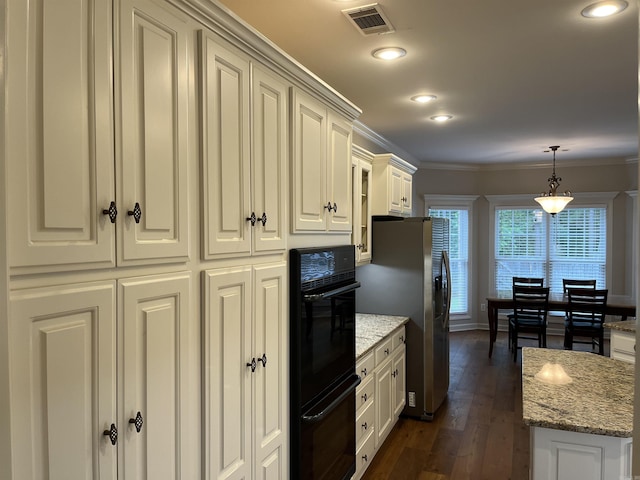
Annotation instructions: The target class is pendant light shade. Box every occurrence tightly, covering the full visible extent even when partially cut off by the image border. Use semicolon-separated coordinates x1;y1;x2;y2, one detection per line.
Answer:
534;146;573;215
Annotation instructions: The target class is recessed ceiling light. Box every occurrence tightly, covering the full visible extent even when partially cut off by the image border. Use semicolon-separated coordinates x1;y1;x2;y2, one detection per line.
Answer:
412;94;437;104
581;0;628;17
430;115;452;122
371;47;406;61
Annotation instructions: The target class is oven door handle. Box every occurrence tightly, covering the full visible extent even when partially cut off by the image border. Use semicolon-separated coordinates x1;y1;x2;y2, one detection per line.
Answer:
301;375;362;424
302;281;361;302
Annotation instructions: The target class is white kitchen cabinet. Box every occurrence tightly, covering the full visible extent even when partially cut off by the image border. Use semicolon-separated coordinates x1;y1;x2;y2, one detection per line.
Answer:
204;262;287;480
370;154;416;217
9;272;193;480
291;88;353;233
352;146;373;265
200;32;287;258
352;325;406;480
530;427;632;480
7;0;190;273
610;329;636;364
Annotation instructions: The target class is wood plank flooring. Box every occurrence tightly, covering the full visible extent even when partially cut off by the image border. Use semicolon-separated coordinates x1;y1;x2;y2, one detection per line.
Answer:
361;330;609;480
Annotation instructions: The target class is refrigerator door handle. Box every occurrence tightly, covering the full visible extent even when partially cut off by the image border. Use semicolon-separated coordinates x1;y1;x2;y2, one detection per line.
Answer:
442;250;452;327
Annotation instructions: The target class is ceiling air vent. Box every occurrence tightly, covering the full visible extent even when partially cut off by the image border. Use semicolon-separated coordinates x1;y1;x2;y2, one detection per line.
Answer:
342;4;395;36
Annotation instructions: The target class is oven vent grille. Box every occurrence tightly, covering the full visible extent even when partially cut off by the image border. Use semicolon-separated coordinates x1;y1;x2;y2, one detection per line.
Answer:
341;4;395;36
302;272;356;291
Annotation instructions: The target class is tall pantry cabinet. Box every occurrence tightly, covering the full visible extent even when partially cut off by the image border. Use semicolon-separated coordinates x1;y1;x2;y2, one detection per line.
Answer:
5;0;195;478
1;0;361;480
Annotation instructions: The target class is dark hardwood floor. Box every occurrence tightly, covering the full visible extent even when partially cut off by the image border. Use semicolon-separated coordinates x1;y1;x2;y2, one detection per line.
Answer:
361;329;609;480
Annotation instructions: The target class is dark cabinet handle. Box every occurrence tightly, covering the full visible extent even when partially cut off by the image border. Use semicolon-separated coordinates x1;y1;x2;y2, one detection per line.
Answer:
127;202;142;223
246;212;257;226
361;367;367;376
332;202;337;213
362;422;368;430
362;454;368;462
361;393;367;402
102;201;117;223
257;353;267;368
129;411;144;433
392;370;396;378
385;348;390;355
103;423;118;445
247;358;257;372
259;212;267;226
324;202;333;212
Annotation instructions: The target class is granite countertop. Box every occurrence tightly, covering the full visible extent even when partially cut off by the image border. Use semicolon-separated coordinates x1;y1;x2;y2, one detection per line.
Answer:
604;320;636;333
355;313;410;359
522;347;633;438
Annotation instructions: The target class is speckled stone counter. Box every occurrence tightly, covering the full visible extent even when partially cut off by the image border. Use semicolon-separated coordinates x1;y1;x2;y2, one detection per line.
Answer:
355;313;409;359
604;319;636;333
522;347;633;438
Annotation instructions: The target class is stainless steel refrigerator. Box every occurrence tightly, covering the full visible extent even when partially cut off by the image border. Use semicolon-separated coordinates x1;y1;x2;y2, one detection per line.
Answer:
356;217;451;420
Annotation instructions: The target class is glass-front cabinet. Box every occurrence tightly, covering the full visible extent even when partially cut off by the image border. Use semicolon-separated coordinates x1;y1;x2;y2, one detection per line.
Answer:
352;145;373;265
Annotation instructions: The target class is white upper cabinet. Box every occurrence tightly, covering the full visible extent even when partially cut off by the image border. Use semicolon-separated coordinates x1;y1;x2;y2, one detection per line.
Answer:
7;0;191;273
117;0;191;264
291;88;352;233
371;154;416;217
352;145;373;265
200;32;287;258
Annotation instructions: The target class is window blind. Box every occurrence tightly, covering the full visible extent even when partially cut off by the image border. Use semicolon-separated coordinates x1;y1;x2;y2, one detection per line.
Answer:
429;209;468;314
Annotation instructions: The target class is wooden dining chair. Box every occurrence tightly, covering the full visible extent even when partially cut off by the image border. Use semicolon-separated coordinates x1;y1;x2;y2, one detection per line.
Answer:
564;288;608;355
510;285;550;361
508;277;544;351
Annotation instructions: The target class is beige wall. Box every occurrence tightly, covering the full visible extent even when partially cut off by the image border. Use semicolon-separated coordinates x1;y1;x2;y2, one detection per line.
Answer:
413;160;638;328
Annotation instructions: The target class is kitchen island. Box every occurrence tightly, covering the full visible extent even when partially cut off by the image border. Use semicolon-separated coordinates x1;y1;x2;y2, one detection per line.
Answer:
522;347;633;480
605;319;636;363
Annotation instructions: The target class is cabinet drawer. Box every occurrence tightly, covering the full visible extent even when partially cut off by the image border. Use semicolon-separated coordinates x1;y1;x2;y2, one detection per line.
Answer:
392;326;406;351
375;336;393;366
356;350;375;381
612;331;635;355
355;399;375;448
356;375;375;413
354;422;376;479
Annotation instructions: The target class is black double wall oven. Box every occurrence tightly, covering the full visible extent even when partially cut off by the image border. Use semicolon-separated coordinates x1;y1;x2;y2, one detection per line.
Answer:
290;245;361;480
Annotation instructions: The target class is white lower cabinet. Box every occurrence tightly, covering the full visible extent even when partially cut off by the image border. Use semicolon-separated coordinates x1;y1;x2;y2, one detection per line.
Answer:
530;427;632;480
353;325;406;480
9;272;193;480
610;329;635;364
204;262;287;480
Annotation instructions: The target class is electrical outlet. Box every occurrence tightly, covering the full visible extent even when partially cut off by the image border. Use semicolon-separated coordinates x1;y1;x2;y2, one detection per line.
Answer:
408;391;416;407
481;303;486;312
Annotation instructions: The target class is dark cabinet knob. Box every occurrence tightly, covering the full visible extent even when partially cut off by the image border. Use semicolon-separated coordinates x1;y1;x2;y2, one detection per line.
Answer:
259;212;267;226
102;201;117;223
332;202;337;213
361;393;368;402
362;454;368;462
362;422;368;430
247;358;257;372
246;212;257;226
361;367;367;376
127;202;142;223
103;423;118;445
129;411;144;433
257;353;267;368
324;202;333;212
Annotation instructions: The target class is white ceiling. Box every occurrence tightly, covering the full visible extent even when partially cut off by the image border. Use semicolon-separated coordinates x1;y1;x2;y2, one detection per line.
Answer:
216;0;638;167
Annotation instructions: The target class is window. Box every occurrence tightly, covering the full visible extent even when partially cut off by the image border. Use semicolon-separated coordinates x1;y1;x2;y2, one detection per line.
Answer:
425;195;478;317
488;193;615;297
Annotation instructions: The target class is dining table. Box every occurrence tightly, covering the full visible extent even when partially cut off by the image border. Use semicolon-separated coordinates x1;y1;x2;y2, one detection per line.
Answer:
486;293;637;358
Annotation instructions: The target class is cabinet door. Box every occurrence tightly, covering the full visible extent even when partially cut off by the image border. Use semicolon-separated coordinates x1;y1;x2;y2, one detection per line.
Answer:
358;160;372;264
392;347;406;418
7;0;115;271
401;172;412;215
291;88;327;231
253;263;288;480
375;359;394;448
200;31;252;258
388;167;404;215
327;111;352;231
204;267;253;480
117;0;190;264
252;67;288;254
120;272;192;480
10;282;117;480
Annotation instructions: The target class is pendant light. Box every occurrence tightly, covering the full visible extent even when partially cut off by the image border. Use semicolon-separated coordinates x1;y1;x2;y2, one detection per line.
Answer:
534;146;573;215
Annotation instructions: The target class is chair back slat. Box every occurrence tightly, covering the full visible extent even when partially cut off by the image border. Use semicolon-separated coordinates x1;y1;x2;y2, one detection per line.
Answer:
513;285;550;320
563;279;597;293
513;277;544;288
